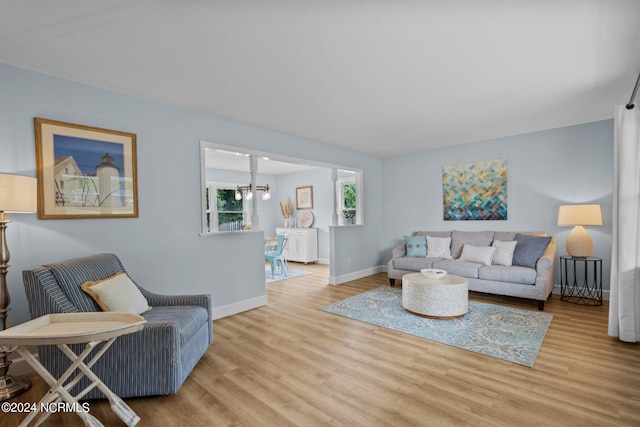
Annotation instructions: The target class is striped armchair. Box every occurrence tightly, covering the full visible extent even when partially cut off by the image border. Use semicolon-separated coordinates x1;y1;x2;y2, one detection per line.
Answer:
22;253;213;399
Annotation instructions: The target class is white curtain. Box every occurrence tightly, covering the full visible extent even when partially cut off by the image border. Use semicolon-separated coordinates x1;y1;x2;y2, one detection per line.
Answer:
608;105;640;342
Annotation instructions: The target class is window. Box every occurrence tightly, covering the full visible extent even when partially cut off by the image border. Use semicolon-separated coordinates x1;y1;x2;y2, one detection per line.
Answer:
206;184;247;232
337;175;357;225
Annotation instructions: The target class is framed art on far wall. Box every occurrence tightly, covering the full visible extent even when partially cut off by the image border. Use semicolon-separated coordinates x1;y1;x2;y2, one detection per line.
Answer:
34;117;138;219
296;185;313;210
442;157;507;221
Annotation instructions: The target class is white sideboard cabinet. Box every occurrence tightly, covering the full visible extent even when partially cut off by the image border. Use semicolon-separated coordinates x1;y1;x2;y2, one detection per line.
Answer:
275;227;318;264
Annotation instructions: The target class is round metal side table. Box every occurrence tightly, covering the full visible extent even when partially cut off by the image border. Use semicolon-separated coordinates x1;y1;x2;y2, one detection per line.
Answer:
559;255;602;306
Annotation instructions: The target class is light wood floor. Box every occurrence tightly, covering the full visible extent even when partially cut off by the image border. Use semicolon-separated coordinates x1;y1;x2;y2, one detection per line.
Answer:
3;263;640;427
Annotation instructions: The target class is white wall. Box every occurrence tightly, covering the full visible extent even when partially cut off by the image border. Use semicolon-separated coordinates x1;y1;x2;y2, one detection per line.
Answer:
0;62;383;325
381;120;614;291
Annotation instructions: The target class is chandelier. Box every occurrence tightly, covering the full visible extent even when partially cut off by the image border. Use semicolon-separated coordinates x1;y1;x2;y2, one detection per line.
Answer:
235;184;270;201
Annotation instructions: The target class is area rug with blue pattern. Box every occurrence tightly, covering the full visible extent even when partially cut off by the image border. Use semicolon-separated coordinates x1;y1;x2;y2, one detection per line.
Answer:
320;286;553;367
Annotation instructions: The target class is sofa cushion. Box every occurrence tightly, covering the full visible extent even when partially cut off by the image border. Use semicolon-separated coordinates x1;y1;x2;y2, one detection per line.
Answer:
427;236;453;258
459;244;496;266
512;234;552;268
491;240;518;266
404;235;427;257
143;306;209;347
450;230;495;259
493;231;517;242
478;265;537;285
414;231;452;238
394;257;441;271
433;259;481;279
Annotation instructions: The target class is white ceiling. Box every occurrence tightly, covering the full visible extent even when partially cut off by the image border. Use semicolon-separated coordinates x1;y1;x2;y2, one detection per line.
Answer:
1;0;639;157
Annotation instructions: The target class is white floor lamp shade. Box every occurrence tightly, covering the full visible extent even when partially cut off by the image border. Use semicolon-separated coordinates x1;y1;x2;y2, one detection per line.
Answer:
557;204;602;257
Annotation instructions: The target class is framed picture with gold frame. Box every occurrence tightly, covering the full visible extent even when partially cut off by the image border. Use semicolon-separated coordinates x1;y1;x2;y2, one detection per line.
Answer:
296;185;313;210
34;117;138;219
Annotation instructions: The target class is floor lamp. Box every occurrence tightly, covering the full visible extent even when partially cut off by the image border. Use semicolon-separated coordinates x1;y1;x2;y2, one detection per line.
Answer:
0;173;37;401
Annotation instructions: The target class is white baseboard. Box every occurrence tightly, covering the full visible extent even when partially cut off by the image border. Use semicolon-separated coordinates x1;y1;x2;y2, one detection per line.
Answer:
329;265;386;285
316;258;330;265
212;295;268;320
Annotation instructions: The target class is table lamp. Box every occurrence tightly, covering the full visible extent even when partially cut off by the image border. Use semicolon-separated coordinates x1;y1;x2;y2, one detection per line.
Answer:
557;204;602;258
0;173;37;400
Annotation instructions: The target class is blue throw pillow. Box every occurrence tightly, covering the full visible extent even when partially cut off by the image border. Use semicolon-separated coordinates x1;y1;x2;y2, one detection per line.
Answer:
405;235;427;257
512;234;552;268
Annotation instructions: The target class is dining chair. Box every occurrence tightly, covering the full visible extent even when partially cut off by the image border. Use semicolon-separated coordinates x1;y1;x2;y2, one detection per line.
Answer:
265;234;288;279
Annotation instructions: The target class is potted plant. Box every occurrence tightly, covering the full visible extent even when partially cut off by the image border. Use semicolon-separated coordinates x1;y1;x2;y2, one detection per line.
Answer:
343;209;356;225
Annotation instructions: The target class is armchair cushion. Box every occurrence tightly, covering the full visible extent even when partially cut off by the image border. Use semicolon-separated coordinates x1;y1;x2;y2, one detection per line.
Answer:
46;254;126;312
81;272;151;314
143;306;209;347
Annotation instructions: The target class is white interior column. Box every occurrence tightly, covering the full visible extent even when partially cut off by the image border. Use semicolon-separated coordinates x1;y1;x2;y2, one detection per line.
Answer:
250;155;260;230
331;168;339;226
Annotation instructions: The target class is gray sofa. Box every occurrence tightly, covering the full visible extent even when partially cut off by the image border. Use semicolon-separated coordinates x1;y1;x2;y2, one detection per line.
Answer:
388;230;556;310
22;253;213;399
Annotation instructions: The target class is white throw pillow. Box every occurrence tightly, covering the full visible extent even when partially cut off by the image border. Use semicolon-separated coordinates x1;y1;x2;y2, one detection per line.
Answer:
81;272;151;314
459;244;496;266
426;236;452;259
492;240;518;266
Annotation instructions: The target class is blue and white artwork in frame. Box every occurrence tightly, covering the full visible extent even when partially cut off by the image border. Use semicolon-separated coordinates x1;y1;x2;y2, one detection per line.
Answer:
35;117;138;219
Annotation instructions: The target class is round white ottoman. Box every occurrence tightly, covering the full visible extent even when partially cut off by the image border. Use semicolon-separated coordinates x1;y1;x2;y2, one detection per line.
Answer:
402;273;469;318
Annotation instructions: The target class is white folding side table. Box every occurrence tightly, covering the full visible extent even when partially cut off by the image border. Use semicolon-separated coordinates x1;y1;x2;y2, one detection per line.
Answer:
0;312;146;427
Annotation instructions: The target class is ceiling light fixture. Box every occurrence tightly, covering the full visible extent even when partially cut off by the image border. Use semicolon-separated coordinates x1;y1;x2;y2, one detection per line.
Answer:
235;184;270;201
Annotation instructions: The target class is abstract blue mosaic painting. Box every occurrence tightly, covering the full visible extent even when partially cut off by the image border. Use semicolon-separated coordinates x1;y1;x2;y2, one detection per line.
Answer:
442;157;507;220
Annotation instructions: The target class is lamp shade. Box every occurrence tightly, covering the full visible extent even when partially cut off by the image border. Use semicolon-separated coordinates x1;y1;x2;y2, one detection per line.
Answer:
557;204;602;257
557;204;602;226
0;173;37;213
